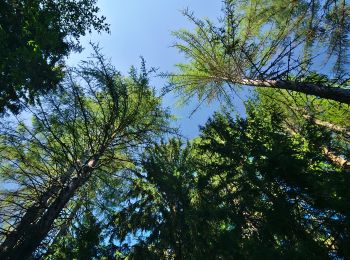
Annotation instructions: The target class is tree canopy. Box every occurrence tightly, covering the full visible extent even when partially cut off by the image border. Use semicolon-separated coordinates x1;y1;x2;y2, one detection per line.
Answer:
168;0;350;105
0;50;170;259
0;1;350;259
41;98;350;259
0;0;109;114
107;101;350;259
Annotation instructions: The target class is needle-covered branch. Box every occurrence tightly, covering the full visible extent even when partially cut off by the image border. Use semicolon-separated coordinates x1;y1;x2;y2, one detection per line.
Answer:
169;1;350;105
0;49;171;259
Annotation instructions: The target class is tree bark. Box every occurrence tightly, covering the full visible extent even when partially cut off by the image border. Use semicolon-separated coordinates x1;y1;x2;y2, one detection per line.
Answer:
302;115;350;137
0;162;81;257
0;159;96;260
236;79;350;105
323;147;350;169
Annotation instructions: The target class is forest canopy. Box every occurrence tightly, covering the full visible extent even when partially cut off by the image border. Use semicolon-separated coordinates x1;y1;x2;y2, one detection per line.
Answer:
0;0;109;114
0;0;349;259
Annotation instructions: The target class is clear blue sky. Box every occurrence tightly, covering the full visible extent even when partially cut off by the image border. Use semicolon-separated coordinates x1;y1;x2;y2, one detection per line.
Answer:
69;0;246;139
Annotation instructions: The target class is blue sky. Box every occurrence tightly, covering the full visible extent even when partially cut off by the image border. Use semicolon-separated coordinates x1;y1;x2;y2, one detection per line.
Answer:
69;0;245;139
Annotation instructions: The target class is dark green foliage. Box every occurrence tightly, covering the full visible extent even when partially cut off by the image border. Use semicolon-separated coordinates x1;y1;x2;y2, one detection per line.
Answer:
0;0;109;114
46;210;102;260
114;139;197;259
1;1;349;259
111;103;350;259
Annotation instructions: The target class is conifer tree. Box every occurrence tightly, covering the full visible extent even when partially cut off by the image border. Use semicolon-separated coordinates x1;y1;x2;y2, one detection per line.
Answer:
0;50;170;259
169;0;350;105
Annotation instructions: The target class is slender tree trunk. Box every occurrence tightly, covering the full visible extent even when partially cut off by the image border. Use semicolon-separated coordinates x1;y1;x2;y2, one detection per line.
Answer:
0;158;97;260
323;147;350;169
235;79;350;104
285;126;349;170
302;115;350;136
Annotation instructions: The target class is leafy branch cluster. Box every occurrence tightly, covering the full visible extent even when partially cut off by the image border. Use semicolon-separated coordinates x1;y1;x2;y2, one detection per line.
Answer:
0;0;350;259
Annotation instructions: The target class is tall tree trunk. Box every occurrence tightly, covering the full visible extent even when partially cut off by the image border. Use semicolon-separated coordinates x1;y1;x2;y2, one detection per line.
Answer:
235;78;350;104
0;159;96;260
0;162;82;257
302;115;350;137
323;147;350;169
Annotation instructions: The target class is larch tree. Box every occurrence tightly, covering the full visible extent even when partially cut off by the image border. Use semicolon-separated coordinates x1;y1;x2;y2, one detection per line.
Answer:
168;0;350;105
0;50;170;260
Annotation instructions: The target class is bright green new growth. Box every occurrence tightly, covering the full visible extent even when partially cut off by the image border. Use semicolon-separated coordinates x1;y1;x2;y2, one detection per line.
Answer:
170;0;350;105
0;48;170;259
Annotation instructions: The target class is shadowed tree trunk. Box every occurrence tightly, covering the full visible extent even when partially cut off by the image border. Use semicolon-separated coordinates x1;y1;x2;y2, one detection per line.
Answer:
0;50;169;259
0;159;96;260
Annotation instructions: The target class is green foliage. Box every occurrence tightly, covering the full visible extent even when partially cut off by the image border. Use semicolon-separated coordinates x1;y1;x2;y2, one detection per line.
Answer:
1;1;350;259
113;139;197;259
0;51;170;259
110;103;350;259
45;210;102;260
0;0;109;114
169;0;350;105
257;86;350;130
